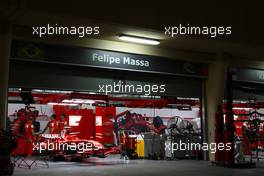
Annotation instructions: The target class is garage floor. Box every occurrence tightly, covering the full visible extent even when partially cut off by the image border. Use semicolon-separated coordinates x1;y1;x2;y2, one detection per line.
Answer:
13;155;264;176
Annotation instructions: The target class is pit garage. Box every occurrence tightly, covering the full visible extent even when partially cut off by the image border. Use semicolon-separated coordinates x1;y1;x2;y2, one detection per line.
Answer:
216;67;264;165
5;40;209;175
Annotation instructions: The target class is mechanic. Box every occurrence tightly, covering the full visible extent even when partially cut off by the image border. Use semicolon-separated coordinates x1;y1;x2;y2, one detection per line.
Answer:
32;110;40;133
42;114;60;134
59;113;67;133
24;116;36;155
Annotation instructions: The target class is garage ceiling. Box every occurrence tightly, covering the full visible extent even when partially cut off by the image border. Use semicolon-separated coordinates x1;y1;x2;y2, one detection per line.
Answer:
24;1;264;45
1;0;264;60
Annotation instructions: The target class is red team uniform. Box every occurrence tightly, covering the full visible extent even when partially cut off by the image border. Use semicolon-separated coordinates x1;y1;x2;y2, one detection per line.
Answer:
48;119;60;134
24;120;35;155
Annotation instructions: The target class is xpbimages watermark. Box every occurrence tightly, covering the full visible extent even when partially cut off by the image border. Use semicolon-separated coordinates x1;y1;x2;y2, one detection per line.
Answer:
164;24;232;38
165;141;232;154
33;140;99;154
32;24;100;38
98;81;166;95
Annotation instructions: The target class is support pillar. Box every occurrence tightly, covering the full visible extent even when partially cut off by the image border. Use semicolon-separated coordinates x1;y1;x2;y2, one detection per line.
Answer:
206;53;229;161
0;20;12;130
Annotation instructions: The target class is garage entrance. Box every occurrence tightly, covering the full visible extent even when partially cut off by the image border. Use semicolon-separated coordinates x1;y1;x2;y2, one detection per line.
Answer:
7;40;208;169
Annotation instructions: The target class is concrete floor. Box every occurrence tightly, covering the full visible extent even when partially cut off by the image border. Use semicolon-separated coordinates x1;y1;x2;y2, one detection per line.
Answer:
13;155;264;176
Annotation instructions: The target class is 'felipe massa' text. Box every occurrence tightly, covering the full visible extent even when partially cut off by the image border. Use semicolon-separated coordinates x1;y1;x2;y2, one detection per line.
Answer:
92;53;150;67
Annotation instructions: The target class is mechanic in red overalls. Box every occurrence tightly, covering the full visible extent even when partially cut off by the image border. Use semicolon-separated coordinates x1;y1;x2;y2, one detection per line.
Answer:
11;110;28;156
24;117;36;155
42;114;59;134
58;114;67;134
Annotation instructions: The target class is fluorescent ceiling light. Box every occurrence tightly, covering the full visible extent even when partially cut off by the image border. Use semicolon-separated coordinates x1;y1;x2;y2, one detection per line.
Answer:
62;99;96;104
68;103;79;106
72;99;84;103
83;100;95;104
48;102;78;106
48;102;58;105
62;99;72;103
119;35;160;45
58;103;68;106
89;92;96;95
63;99;84;103
232;107;252;110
